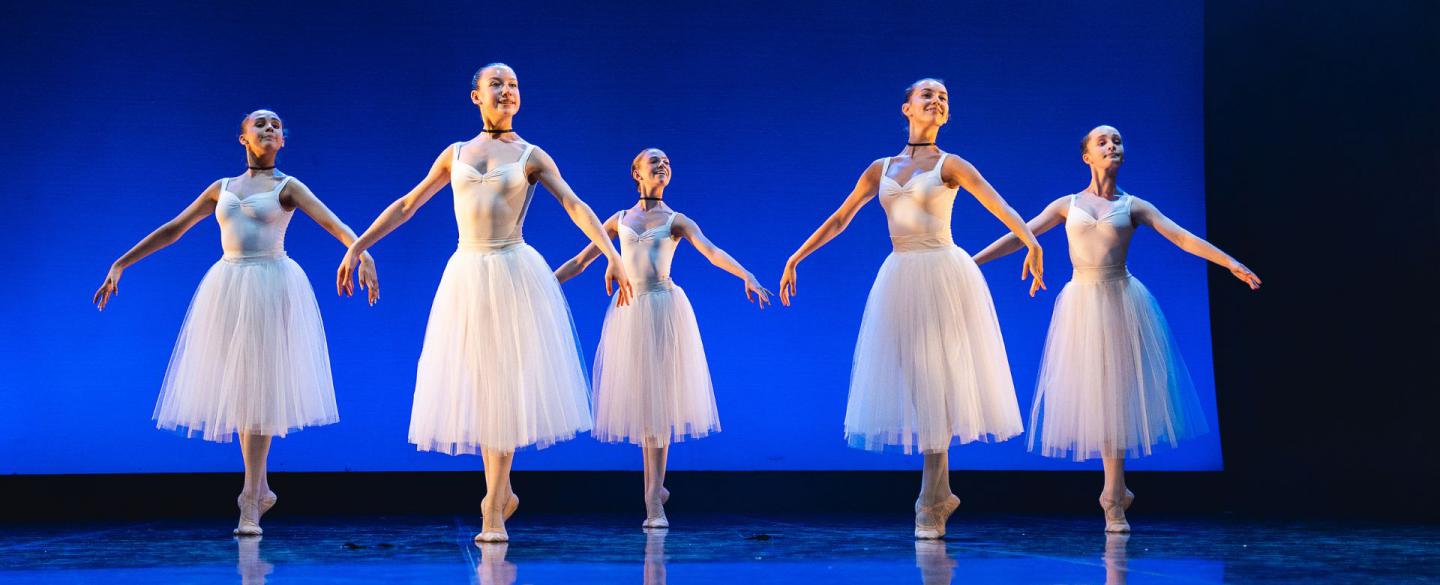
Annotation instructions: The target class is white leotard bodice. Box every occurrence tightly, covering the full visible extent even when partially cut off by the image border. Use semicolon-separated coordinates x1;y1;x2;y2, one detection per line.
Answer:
617;210;679;293
1065;193;1136;282
451;142;537;249
217;176;294;260
877;153;956;251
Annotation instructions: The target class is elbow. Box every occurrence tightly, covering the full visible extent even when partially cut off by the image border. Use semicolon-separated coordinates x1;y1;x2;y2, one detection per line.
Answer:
566;198;592;218
156;224;183;245
395;202;417;219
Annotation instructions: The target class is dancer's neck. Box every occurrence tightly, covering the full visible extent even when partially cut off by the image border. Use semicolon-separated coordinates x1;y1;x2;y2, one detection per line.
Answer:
1086;169;1120;199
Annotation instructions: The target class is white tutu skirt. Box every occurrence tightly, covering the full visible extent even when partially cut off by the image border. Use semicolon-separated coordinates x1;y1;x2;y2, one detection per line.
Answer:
592;282;720;446
1028;269;1208;461
408;242;592;454
154;254;338;442
844;244;1023;454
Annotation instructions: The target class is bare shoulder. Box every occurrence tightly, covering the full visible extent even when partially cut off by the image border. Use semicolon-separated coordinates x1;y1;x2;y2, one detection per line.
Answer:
1126;193;1157;212
1046;194;1074;216
941;152;980;174
524;143;558;179
281;174;310;191
673;209;699;228
526;142;553;164
862;158;885;178
431;143;458;171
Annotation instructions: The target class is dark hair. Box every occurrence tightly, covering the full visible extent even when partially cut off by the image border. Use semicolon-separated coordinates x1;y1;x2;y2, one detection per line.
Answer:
1081;126;1120;155
631;148;661;191
239;110;286;138
904;78;946;102
471;62;512;90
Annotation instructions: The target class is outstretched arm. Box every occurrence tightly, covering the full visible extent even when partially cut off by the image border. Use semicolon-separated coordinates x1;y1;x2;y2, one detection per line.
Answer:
530;147;633;306
93;182;221;310
337;146;453;299
947;156;1047;296
1132;197;1261;289
554;212;619;284
779;160;884;306
282;178;379;305
972;195;1070;265
673;213;772;309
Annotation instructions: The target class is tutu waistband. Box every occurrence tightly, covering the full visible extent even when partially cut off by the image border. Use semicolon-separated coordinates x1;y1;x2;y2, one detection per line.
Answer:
459;237;525;252
890;232;955;253
631;278;675;294
1072;264;1131;283
221;250;287;263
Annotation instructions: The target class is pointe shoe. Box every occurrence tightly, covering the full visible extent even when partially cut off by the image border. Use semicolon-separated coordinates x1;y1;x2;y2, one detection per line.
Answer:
914;494;961;540
481;491;520;522
474;530;509;543
1100;489;1135;533
233;489;272;536
643;492;669;528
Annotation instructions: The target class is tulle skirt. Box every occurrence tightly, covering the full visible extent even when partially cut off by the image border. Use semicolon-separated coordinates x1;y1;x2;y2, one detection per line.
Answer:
154;253;338;442
408;241;592;454
1028;267;1208;461
593;281;719;446
845;241;1023;454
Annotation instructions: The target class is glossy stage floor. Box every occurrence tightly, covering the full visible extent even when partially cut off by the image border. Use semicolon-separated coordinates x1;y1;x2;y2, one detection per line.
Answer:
2;513;1435;584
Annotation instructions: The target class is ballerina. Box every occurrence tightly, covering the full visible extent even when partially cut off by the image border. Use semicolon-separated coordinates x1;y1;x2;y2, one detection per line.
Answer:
972;124;1261;532
93;109;378;535
336;63;632;543
779;79;1044;539
554;148;771;528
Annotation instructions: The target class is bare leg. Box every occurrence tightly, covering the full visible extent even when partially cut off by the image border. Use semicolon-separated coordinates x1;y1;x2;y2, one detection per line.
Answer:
1100;457;1135;533
235;433;276;536
642;440;670;528
914;449;961;539
477;448;516;542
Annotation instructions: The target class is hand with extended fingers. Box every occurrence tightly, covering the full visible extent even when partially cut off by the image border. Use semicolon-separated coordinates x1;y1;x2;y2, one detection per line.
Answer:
92;264;125;311
604;258;634;307
1022;244;1046;297
779;259;799;307
1229;261;1262;290
336;248;380;305
743;274;773;309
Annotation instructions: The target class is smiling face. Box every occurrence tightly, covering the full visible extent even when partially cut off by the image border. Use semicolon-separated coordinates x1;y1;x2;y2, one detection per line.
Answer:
471;64;520;119
238;109;284;155
901;79;949;127
631;148;671;192
1081;125;1125;170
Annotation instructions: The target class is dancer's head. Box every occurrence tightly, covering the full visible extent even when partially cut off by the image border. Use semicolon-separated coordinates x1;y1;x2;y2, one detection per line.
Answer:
238;109;285;157
631;147;671;193
902;78;949;128
1081;125;1124;171
471;63;520;122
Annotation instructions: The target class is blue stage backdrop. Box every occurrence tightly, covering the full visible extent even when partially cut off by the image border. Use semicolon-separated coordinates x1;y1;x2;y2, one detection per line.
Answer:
0;1;1213;473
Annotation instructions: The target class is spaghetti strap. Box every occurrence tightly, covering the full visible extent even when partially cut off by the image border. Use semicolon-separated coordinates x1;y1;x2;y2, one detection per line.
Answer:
880;157;892;175
934;152;948;169
518;144;537;167
452;142;464;161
